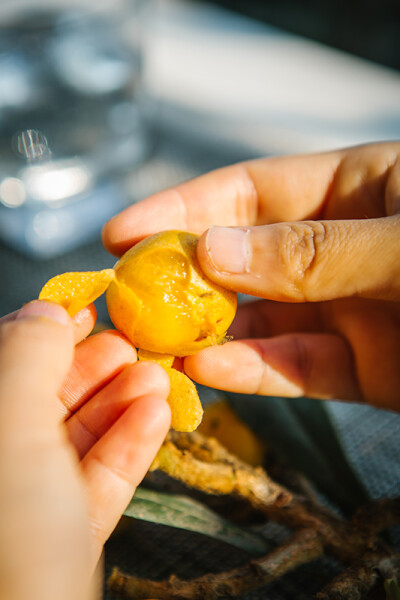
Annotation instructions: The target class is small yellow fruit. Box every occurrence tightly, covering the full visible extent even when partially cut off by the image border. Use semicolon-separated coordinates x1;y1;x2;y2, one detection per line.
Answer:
107;231;237;357
38;230;238;432
198;400;266;466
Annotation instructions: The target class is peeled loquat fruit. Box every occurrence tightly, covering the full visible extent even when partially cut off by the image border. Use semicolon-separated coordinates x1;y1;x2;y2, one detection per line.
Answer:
39;230;237;432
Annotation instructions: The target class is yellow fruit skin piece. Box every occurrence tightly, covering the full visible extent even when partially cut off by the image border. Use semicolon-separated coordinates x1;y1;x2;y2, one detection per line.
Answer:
163;367;203;432
137;348;174;368
138;349;202;432
39;269;115;316
198;400;266;466
106;230;237;357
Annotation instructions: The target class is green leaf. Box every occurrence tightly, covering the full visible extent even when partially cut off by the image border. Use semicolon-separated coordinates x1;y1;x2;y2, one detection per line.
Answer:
124;486;270;556
385;578;400;600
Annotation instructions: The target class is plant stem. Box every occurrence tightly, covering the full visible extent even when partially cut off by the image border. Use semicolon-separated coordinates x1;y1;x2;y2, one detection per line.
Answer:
110;431;400;600
152;432;363;563
151;431;291;509
352;498;400;535
108;529;324;599
315;547;400;600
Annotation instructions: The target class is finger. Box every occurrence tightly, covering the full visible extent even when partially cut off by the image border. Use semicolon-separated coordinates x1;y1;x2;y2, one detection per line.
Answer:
386;154;400;216
331;298;400;411
0;300;92;600
197;215;400;302
0;300;74;436
230;299;323;339
0;309;19;324
71;304;97;344
102;142;400;257
0;303;96;345
102;150;344;256
325;142;400;220
80;365;171;564
89;552;104;600
184;335;361;401
67;361;170;458
59;330;137;419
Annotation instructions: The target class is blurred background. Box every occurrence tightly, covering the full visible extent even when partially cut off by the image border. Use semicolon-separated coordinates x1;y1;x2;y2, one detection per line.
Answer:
1;1;399;598
211;0;400;71
1;0;399;314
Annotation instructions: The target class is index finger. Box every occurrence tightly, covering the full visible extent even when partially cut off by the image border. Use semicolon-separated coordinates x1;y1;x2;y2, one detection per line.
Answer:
102;148;344;256
103;141;400;256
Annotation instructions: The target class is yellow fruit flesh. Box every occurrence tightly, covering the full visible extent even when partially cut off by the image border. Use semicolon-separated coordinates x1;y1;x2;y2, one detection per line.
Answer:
137;348;174;368
38;231;238;432
107;231;237;357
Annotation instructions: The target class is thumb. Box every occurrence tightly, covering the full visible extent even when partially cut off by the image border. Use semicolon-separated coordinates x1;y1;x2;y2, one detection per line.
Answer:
0;300;74;432
0;307;92;600
197;216;400;302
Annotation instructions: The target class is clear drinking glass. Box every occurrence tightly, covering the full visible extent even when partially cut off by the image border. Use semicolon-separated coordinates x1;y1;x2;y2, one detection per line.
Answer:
0;0;151;258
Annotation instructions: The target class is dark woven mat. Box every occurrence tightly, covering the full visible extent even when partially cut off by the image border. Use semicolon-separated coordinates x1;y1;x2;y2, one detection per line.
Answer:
104;518;340;600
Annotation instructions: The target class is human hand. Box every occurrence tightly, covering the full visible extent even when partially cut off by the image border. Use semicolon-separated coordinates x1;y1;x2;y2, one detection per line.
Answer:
0;301;171;600
103;142;400;411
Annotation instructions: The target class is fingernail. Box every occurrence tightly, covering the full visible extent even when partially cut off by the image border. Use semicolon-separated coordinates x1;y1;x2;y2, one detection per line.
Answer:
205;226;250;274
17;300;70;326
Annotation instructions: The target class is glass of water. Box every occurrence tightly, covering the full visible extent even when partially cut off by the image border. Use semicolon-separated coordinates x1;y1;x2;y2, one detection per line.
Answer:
0;0;151;258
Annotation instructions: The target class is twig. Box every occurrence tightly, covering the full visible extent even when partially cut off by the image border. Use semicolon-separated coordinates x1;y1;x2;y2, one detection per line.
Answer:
110;431;400;600
108;529;324;599
315;546;400;600
152;432;366;563
151;431;291;509
352;498;400;536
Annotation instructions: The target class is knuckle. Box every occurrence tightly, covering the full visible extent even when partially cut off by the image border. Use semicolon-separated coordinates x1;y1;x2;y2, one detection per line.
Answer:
237;164;259;225
89;516;108;547
277;221;329;300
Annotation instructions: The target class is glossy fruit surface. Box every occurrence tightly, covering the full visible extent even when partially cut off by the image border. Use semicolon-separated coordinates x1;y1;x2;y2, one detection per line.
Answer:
107;231;237;357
